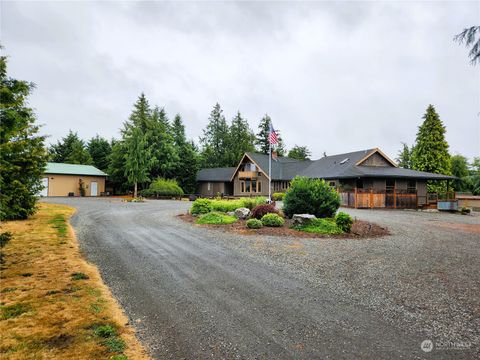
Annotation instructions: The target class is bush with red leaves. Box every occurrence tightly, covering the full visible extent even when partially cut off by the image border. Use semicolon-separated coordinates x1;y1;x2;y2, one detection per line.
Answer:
250;204;279;219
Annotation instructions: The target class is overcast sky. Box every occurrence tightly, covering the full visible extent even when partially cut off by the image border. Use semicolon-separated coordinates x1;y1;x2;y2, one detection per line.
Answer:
2;1;479;161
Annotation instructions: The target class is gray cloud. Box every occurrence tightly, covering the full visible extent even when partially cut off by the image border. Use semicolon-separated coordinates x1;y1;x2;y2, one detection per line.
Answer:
2;1;479;160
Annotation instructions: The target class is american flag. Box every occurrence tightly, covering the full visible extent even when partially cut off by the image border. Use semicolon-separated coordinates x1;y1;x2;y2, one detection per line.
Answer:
268;122;278;145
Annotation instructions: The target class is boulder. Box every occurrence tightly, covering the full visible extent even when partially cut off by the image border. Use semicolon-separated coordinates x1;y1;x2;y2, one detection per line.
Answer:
292;214;316;225
234;207;250;220
227;211;235;217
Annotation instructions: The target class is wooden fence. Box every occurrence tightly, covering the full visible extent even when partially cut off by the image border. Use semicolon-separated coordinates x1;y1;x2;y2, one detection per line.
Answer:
339;189;417;209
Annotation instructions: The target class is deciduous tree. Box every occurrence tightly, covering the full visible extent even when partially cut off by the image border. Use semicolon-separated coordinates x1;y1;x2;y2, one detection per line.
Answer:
288;145;311;160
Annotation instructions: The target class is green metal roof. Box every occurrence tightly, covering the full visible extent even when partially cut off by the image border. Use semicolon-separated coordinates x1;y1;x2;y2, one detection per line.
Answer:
45;162;107;176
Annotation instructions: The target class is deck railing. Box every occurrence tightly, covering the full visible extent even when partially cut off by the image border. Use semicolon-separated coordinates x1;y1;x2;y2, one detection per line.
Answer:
339;189;417;209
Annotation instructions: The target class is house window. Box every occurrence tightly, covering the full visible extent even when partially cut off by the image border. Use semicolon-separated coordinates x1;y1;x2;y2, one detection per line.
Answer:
257;181;262;192
207;182;211;191
356;179;364;189
407;180;416;193
386;179;395;193
252;180;257;192
241;181;245;192
244;163;256;171
329;181;336;187
245;180;251;193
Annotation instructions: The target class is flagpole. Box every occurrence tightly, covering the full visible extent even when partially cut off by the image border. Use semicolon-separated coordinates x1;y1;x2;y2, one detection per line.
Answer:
268;134;272;203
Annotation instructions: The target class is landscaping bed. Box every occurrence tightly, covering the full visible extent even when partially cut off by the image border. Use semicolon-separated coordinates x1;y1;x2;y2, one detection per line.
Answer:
178;213;389;238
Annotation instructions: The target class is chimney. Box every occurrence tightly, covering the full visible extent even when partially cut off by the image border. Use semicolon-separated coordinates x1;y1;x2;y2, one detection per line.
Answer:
272;151;278;160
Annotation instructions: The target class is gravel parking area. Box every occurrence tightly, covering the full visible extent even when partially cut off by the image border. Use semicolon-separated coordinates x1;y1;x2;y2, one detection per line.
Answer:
42;198;479;359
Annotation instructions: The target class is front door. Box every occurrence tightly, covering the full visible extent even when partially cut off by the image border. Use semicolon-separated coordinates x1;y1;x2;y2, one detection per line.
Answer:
40;177;48;197
90;181;98;197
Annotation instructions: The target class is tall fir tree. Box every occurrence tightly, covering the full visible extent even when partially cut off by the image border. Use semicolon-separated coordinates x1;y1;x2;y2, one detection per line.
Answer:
0;50;48;220
107;139;128;194
49;130;92;164
256;114;286;156
87;135;111;171
200;103;230;168
147;106;179;178
124;127;150;198
411;105;451;192
172;114;199;193
228;111;255;165
396;142;412;169
288;145;311;160
124;93;151;134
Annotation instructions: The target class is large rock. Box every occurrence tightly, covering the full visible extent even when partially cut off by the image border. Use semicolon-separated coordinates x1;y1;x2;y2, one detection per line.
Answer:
292;214;316;225
234;207;250;220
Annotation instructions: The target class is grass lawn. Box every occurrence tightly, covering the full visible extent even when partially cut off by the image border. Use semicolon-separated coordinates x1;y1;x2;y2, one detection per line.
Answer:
0;203;148;360
291;218;344;234
196;212;237;225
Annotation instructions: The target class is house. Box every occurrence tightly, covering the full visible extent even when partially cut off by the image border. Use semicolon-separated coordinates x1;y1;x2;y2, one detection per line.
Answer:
196;148;455;208
40;163;107;197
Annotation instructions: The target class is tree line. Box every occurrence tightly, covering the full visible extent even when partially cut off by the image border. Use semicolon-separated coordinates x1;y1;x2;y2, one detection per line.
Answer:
395;104;479;194
48;95;313;195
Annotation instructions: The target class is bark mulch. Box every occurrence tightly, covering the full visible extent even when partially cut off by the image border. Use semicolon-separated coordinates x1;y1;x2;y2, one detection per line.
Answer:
178;213;389;239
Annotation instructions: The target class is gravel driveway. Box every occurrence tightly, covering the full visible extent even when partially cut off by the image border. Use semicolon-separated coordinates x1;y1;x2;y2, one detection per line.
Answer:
42;198;479;359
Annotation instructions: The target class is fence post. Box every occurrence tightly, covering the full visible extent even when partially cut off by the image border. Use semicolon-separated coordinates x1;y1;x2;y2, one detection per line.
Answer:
354;188;358;209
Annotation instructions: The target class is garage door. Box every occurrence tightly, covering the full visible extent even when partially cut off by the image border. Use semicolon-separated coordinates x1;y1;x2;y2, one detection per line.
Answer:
39;177;48;197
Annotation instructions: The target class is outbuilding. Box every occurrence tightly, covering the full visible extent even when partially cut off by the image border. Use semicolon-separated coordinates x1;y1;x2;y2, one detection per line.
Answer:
40;163;107;197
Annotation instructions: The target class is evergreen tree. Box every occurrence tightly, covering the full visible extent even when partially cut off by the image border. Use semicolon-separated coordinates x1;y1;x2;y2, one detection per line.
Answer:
200;103;230;168
288;145;311;160
123;93;151;134
256;114;286;155
124;127;150;198
454;26;480;65
396;142;412;169
172;114;199;193
49;130;92;164
87;135;111;171
107;139;128;194
0;51;48;220
228;111;255;165
147;106;178;178
411;105;451;192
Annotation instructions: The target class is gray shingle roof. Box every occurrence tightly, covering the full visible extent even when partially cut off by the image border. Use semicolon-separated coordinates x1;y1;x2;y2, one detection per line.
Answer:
196;167;236;181
197;149;456;182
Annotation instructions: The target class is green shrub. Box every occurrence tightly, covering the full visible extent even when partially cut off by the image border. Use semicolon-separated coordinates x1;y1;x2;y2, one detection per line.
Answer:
460;207;471;215
335;212;353;232
190;199;212;215
139;178;184;197
292;218;343;234
246;218;263;229
94;324;117;338
103;336;126;353
283;176;340;218
250;204;279;219
272;192;285;201
261;213;285;227
241;197;266;210
191;197;265;214
196;212;237;225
